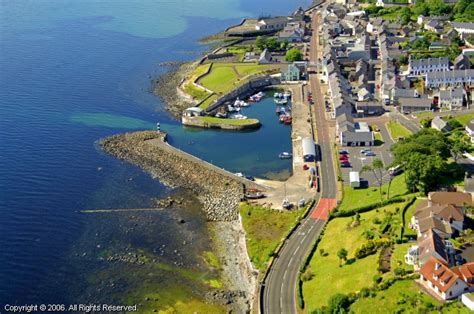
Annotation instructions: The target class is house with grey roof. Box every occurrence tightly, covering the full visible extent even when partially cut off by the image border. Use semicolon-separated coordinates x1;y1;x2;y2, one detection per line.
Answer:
431;116;451;133
258;49;272;64
281;63;301;81
425;69;474;89
452;22;474;40
399;97;432;114
439;88;466;110
355;102;384;116
278;22;305;43
408;57;450;76
337;113;374;146
416;230;450;266
425;19;443;33
255;16;290;31
392;88;419;103
454;53;471;70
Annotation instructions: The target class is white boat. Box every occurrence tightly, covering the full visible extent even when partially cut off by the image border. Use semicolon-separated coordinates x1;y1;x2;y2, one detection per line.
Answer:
283;91;291;99
215;112;227;118
229;113;247;120
234;99;249;107
256;91;265;97
273;92;279;98
227;105;240;112
279;152;292;159
274;98;288;105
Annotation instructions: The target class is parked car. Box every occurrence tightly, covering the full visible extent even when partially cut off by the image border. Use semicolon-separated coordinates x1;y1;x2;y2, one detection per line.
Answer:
245;175;255;181
360;149;370;154
339;150;349;155
339;155;349;161
364;151;376;157
303;164;309;170
340;162;351;168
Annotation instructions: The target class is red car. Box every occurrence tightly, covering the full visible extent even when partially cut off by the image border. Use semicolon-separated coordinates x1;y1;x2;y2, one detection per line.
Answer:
339;155;349;161
303;164;309;170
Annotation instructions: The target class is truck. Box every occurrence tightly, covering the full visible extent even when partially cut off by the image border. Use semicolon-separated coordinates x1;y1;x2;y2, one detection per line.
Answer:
349;171;360;188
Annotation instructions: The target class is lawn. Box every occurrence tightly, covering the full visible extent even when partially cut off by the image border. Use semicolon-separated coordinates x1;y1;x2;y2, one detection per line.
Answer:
198;94;218;109
182;64;212;101
198;63;277;95
199;65;238;94
414;111;433;119
338;175;408;212
453;113;474;127
403;198;423;239
302;203;406;310
386;121;412;141
374;132;384;146
390;242;413;273
198;116;259;126
350;280;441;314
240;203;303;271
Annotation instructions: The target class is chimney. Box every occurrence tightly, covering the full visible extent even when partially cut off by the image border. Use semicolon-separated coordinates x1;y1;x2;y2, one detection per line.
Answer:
435;263;441;270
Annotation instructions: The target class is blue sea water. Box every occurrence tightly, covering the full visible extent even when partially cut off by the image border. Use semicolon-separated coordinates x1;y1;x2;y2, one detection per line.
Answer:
0;0;311;305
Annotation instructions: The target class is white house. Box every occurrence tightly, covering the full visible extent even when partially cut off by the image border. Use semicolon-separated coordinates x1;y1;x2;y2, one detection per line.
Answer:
419;257;470;300
425;69;474;89
439;88;466;110
466;119;474;143
255;16;290;31
408;57;450;76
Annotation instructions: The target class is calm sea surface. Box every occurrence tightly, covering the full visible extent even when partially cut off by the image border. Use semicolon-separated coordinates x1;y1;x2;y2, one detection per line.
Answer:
0;0;311;305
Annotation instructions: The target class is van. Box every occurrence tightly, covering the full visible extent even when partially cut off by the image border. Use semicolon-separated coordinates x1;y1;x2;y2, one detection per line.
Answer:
388;165;403;176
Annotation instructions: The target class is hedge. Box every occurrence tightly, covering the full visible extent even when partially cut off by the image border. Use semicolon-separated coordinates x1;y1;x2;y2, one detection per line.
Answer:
329;197;406;219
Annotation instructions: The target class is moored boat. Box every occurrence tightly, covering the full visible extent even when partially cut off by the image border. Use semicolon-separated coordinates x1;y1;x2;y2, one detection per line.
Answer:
278;152;292;159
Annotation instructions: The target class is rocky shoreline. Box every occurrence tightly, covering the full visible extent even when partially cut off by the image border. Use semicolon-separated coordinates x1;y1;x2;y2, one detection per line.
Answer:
99;130;257;312
152;61;200;119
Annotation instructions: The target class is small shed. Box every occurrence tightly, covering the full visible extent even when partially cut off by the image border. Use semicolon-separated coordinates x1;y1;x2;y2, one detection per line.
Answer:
183;107;203;117
349;171;360;188
302;138;316;162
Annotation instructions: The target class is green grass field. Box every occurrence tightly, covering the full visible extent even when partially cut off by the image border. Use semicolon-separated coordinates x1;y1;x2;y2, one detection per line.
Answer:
350;280;441;314
339;175;408;212
403;198;423;239
386;121;412;141
453;113;474;127
182;64;212;101
198;116;259;126
390;243;413;273
240;203;303;271
198;63;277;95
302;203;407;310
374;132;384;146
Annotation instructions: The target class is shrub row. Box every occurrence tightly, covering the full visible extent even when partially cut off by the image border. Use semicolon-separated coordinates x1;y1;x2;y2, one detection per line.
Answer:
330;197;406;219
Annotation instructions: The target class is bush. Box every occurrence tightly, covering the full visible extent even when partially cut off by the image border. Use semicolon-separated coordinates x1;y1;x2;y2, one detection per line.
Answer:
330;197;405;218
394;267;406;276
285;48;303;62
326;293;352;314
373;275;382;284
360;287;371;298
301;268;314;282
354;239;391;259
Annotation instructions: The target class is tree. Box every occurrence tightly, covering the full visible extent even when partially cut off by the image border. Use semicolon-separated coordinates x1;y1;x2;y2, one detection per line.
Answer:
447;119;462;130
255;36;267;51
325;293;351;314
362;158;385;202
337;248;348;266
449;133;471;162
280;40;289;50
285;48;303;62
266;37;278;51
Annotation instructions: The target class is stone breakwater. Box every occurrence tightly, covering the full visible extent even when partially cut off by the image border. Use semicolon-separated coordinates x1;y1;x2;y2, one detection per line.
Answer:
100;131;243;222
100;130;258;312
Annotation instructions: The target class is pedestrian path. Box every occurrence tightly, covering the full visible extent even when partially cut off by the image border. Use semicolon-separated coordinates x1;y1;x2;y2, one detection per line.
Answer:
310;198;337;220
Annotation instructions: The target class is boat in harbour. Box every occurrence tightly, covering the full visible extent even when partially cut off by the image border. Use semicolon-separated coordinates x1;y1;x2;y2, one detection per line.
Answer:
274;98;288;105
234;98;249;107
227;105;240;112
229;113;247;120
278;152;292;159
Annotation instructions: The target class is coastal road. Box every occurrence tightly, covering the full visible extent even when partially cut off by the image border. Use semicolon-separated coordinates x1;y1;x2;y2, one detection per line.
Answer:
261;9;338;314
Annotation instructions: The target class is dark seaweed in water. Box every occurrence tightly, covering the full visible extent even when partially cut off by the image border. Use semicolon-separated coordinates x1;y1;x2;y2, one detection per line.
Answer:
57;196;222;311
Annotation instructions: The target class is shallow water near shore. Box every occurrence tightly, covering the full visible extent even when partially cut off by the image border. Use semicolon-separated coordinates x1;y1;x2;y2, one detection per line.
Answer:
0;0;311;307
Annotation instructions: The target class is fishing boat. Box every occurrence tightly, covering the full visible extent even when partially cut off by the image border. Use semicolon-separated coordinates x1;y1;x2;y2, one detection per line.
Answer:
276;107;282;114
278;152;292;159
283;116;292;125
215;112;227;118
283;91;291;100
